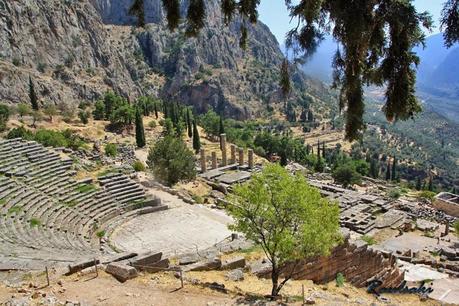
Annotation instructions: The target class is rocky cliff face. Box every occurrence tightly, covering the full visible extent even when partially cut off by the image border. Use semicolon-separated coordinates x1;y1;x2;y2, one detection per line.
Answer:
0;0;336;119
0;0;154;106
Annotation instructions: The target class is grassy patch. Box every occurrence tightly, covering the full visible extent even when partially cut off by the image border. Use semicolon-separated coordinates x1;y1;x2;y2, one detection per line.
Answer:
192;194;204;204
7;206;22;215
97;168;118;177
361;235;376;245
65;200;78;207
0;198;6;206
76;183;97;193
29;218;41;227
96;230;106;238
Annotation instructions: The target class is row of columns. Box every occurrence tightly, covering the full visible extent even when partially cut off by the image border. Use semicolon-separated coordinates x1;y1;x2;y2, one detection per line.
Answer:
200;134;254;172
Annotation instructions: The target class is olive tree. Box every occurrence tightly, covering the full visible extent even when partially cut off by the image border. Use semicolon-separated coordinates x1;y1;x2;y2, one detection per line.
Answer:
227;164;341;297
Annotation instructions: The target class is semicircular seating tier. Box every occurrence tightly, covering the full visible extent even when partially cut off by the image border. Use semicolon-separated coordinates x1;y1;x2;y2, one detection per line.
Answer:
0;138;167;261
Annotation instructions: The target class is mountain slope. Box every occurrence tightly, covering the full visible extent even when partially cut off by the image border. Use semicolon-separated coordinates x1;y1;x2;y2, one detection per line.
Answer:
0;0;147;105
0;0;338;121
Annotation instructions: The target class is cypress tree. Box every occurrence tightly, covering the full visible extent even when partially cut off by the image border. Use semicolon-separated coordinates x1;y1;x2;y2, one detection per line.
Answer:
135;107;146;148
187;109;192;138
322;142;326;159
29;76;39;111
391;157;397;181
415;177;422;191
308;110;314;122
154;102;158;119
192;120;200;153
428;176;433;191
369;158;378;178
317;140;320;159
385;162;391;181
219;116;225;135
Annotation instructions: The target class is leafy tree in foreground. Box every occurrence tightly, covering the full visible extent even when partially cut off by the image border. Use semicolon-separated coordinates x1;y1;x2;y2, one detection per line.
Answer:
135;107;146;148
147;136;196;186
227;164;341;297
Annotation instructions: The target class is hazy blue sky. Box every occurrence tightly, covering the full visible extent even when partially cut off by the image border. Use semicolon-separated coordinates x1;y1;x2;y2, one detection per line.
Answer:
258;0;444;45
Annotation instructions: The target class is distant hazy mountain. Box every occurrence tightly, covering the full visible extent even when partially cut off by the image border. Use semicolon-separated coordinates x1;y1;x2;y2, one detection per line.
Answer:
297;33;459;122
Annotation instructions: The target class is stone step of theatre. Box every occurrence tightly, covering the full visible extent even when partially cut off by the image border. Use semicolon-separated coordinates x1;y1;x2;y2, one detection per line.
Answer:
0;138;168;261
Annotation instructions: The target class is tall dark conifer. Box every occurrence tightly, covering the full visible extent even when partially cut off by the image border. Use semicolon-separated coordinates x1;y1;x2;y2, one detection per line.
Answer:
29;76;39;111
385;162;391;181
135;107;146;148
219;116;225;135
391;157;397;181
187;109;193;138
192;120;200;153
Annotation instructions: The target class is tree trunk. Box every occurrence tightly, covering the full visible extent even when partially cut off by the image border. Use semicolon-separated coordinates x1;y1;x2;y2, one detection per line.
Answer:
271;265;279;298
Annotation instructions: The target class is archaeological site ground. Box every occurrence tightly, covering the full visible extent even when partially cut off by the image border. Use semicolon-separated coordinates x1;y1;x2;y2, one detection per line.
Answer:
0;0;459;305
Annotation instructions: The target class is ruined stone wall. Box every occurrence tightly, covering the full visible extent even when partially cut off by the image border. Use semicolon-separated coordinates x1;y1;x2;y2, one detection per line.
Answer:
433;192;459;217
259;239;404;289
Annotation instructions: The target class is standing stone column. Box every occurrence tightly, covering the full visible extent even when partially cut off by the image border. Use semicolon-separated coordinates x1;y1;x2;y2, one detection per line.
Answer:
200;149;207;173
212;152;218;169
248;149;254;169
238;148;244;166
230;144;236;164
220;134;227;166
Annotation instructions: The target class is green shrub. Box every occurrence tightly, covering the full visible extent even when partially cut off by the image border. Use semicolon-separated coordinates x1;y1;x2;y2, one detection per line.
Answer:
96;230;106;238
361;235;376;245
29;218;41;227
148;120;157;128
0;104;10;131
7;206;21;215
336;273;345;287
37;62;47;73
12;58;21;66
192;195;204;204
453;221;459;237
76;184;97;193
387;188;401;199
7;127;34;140
105;143;117;157
417;191;436;201
34;129;68;147
78;110;90;124
132;160;146;172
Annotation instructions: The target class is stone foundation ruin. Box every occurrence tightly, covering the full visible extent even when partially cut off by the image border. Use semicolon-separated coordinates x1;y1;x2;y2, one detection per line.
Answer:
434;192;459;217
257;234;404;289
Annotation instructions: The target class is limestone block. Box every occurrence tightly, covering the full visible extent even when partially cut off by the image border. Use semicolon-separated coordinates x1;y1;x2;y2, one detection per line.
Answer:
221;256;246;270
106;262;138;282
